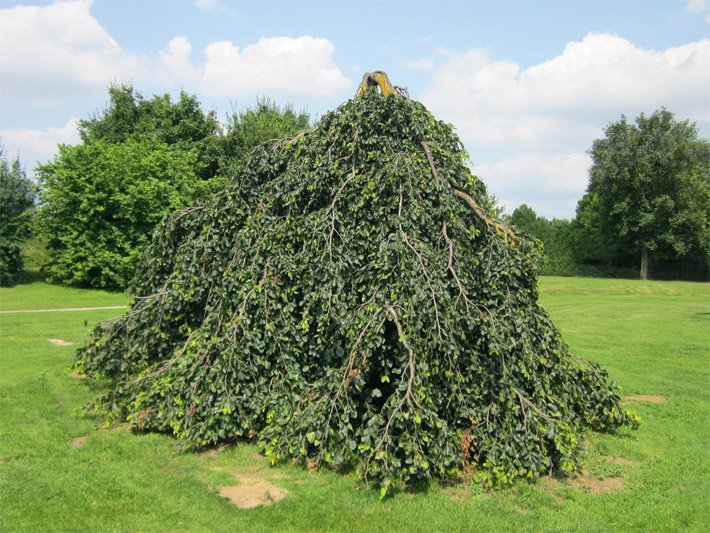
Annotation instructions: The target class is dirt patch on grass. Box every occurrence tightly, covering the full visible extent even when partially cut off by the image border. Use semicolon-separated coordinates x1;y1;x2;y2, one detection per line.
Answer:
570;475;625;494
540;471;626;496
48;338;75;346
68;370;84;380
623;394;667;404
70;436;87;448
442;484;482;502
218;476;289;509
210;461;290;508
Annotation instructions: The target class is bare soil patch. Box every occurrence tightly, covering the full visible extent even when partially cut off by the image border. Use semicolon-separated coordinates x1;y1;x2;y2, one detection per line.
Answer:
538;475;565;504
571;476;625;494
623;394;667;404
48;338;75;346
211;461;290;508
218;478;288;509
200;444;227;458
68;370;84;380
70;436;87;448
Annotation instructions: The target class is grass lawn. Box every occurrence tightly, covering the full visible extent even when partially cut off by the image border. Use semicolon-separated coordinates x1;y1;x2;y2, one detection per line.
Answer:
0;278;708;531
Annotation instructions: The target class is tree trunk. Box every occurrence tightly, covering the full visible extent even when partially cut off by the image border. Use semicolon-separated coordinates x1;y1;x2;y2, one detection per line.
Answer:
640;248;649;280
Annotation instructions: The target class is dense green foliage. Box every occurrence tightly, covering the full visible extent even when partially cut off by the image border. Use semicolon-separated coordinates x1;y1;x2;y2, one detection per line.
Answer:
579;109;710;278
506;204;637;279
79;84;222;180
36;139;209;288
36;85;311;289
219;99;310;177
76;92;635;492
507;205;577;276
0;145;35;286
36;85;222;288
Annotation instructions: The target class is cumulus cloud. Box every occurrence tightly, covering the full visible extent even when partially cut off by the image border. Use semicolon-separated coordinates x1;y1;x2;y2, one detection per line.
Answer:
0;0;144;99
423;33;710;152
423;33;710;218
1;118;81;169
473;152;591;218
0;1;352;173
201;37;352;97
0;1;351;101
154;36;202;86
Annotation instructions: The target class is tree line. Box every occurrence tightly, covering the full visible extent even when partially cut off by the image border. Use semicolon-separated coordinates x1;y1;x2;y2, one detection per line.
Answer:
1;86;707;287
1;84;309;287
507;109;709;280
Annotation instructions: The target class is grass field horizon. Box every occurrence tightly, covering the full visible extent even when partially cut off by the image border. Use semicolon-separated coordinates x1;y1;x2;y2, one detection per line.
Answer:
1;277;708;531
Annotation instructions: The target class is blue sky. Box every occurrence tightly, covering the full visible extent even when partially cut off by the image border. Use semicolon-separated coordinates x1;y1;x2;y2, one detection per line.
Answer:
1;0;708;218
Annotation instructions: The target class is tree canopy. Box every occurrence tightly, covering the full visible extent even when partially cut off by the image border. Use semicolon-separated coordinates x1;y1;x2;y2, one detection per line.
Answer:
508;205;577;276
0;144;35;286
37;84;312;289
37;139;209;288
76;90;635;494
79;84;223;180
582;109;710;278
219;99;310;176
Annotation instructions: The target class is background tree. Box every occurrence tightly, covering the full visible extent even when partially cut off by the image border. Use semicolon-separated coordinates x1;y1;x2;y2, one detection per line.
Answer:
79;84;222;180
583;109;709;279
508;204;577;276
219;99;310;176
0;143;35;286
37;139;207;288
37;85;311;289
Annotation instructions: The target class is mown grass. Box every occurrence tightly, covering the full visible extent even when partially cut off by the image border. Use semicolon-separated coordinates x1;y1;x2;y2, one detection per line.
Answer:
0;278;708;531
0;282;129;311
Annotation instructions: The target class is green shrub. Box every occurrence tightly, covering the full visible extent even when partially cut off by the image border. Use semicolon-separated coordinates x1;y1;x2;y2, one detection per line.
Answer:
0;146;34;286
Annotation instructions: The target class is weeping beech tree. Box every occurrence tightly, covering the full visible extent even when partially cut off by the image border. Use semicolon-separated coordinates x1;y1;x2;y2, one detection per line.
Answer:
76;87;636;493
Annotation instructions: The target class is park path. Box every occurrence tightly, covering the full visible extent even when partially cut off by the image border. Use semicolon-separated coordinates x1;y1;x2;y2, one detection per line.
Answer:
0;305;128;315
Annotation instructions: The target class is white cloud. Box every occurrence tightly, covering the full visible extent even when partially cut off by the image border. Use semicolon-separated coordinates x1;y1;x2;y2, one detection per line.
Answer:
0;1;351;101
0;0;145;99
1;118;81;169
154;36;201;86
422;33;710;218
473;152;591;219
201;36;352;97
687;0;710;22
0;1;352;172
423;33;710;153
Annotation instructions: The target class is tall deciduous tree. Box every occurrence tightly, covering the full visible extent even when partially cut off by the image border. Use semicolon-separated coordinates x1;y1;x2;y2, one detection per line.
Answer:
36;84;224;288
79;84;223;180
37;139;208;288
584;109;709;279
37;85;313;289
0;144;35;286
219;99;310;176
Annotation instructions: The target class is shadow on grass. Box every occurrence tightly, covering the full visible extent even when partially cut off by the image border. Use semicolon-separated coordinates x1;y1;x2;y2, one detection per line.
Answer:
19;268;52;284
